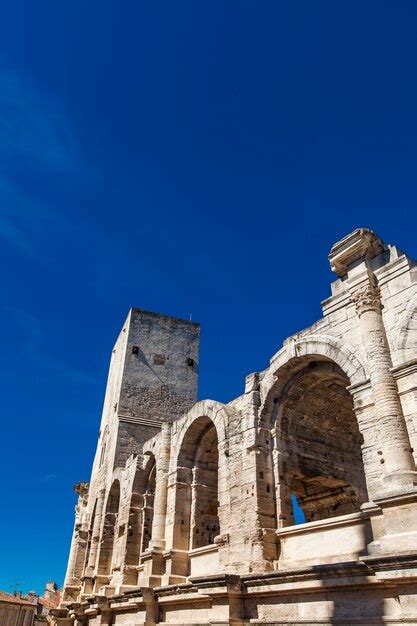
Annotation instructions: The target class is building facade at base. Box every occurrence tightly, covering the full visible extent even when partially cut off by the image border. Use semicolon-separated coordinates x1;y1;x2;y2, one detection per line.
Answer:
55;228;417;625
0;591;36;626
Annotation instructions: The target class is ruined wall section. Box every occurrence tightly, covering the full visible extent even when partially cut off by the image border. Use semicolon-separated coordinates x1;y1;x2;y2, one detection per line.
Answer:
113;232;416;587
58;228;417;619
119;309;199;420
322;241;417;495
62;310;200;601
114;309;200;468
61;316;131;603
320;242;417;369
255;232;417;508
106;455;142;590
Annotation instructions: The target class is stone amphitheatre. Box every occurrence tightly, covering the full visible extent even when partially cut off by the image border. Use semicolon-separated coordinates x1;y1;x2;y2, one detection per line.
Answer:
53;228;417;625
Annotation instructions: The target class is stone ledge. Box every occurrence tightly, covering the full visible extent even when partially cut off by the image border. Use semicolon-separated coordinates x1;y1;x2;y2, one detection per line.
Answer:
328;228;386;277
276;511;367;537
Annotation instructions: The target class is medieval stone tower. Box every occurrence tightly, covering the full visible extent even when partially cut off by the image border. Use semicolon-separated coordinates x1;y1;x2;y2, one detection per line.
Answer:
62;309;200;600
55;229;417;626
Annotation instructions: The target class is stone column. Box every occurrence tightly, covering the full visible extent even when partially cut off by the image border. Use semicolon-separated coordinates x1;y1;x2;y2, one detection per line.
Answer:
95;597;113;626
140;423;172;587
189;468;199;548
272;435;294;528
62;483;89;602
86;489;106;574
351;279;417;497
63;516;81;588
160;466;192;585
149;422;172;550
142;587;159;626
140;490;154;551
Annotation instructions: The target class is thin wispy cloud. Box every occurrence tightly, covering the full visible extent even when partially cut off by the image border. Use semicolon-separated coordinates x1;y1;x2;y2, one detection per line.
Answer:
0;178;70;255
1;306;97;386
0;70;80;172
0;68;84;256
0;65;188;311
0;66;185;289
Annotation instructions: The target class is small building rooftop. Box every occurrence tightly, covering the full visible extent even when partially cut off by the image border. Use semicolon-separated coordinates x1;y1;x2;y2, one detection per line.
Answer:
0;590;35;606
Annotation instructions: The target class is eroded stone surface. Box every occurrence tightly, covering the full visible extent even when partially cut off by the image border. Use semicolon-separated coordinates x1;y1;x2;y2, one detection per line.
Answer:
55;229;417;625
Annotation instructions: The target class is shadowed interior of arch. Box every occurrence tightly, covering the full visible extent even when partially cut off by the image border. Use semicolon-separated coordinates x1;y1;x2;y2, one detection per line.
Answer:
83;499;97;572
120;455;156;586
140;460;156;553
274;360;368;525
97;479;120;576
176;416;220;551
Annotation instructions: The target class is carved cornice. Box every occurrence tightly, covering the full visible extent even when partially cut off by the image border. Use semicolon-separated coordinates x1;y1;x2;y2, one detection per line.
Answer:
329;228;386;277
351;283;382;316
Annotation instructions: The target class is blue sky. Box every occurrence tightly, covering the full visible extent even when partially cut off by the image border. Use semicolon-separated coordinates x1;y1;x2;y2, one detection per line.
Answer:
1;0;417;594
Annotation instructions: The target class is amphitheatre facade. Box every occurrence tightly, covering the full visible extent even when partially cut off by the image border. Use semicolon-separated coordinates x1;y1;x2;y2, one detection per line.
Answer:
54;228;417;625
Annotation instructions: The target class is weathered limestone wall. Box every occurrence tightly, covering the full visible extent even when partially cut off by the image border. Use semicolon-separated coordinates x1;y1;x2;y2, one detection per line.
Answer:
61;309;200;602
119;310;199;422
56;229;417;625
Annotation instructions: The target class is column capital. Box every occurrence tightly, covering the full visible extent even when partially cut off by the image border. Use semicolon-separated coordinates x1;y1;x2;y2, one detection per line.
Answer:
351;283;382;316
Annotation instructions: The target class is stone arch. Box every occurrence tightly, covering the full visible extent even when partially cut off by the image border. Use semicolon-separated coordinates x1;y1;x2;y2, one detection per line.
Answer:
118;455;154;584
96;479;120;578
293;335;367;383
180;415;220;550
257;335;370;534
260;333;368;430
168;404;231;571
172;400;229;464
82;499;97;573
274;361;368;526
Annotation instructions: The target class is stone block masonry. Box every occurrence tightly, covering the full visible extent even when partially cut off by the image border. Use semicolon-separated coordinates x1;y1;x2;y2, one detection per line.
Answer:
54;229;417;626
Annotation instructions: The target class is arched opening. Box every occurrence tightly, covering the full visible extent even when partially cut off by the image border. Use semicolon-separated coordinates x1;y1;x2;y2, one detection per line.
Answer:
191;420;219;548
83;499;97;571
140;458;156;554
273;361;368;526
175;416;220;551
120;458;156;585
97;480;120;576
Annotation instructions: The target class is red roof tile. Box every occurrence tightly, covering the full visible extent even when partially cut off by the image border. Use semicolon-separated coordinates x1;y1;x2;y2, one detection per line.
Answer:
0;590;35;606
